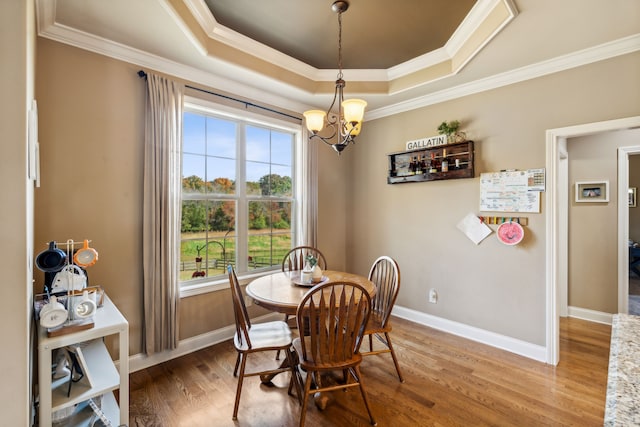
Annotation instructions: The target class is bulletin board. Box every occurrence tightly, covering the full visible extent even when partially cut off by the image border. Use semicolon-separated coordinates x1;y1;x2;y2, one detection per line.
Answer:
479;169;545;213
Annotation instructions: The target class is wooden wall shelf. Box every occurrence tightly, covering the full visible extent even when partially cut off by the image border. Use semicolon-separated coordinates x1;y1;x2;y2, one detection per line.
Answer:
387;140;474;184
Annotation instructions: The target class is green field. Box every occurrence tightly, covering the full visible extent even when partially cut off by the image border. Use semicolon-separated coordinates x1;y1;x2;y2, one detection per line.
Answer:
180;230;291;281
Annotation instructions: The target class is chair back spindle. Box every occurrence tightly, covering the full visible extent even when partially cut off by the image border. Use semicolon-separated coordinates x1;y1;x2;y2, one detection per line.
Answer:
368;256;400;328
297;282;370;365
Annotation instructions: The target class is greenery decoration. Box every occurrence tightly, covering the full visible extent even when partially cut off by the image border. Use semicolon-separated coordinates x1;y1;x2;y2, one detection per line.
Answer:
305;254;318;267
437;120;460;136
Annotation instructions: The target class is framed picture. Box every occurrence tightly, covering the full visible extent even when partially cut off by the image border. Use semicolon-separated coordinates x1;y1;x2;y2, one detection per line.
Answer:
575;181;609;203
630;187;637;208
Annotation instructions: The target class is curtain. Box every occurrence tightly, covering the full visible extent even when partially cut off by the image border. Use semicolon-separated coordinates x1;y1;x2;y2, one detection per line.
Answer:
300;127;318;248
142;73;184;354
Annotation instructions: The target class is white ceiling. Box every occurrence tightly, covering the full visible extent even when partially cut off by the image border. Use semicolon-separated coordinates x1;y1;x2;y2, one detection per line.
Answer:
36;0;640;119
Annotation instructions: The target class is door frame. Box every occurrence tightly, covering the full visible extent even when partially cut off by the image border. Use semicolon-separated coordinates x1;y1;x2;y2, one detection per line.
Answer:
545;115;640;365
618;146;640;314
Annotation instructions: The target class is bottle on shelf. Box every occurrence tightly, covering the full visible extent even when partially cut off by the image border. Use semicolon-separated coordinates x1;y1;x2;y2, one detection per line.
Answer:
419;154;427;174
429;152;439;173
454;158;461;169
408;156;416;175
441;149;449;172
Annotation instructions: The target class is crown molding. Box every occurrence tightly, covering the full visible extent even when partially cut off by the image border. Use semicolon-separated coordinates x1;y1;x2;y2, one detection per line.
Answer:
35;5;312;114
35;0;517;95
180;0;517;84
34;1;639;121
366;33;640;121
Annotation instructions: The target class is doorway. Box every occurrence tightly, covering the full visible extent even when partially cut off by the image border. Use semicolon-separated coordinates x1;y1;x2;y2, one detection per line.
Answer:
545;116;640;365
621;149;640;316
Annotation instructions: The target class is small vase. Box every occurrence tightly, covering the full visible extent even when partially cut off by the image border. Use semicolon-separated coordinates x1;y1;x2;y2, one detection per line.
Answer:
454;131;466;143
312;265;323;283
301;260;314;284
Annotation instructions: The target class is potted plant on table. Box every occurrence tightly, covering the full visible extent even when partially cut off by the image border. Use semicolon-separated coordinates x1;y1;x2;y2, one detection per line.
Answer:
438;120;466;143
304;254;323;284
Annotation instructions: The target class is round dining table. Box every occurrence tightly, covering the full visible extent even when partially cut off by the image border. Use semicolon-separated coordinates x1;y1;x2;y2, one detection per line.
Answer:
245;269;376;409
245;270;376;315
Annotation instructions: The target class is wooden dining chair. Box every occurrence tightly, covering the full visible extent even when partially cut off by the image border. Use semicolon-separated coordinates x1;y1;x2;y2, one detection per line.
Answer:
276;245;328;359
226;265;302;420
360;255;404;382
293;281;376;427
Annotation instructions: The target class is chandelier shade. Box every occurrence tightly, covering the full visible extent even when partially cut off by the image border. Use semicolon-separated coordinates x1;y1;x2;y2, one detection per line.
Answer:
303;1;366;154
302;110;326;133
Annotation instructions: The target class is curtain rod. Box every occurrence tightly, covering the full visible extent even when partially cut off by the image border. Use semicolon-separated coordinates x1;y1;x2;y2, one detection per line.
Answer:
137;70;301;122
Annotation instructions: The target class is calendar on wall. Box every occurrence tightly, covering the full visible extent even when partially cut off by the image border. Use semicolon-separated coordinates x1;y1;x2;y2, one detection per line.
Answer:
480;169;545;213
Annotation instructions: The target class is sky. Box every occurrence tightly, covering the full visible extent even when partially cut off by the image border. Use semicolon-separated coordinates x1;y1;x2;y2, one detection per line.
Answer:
183;112;293;185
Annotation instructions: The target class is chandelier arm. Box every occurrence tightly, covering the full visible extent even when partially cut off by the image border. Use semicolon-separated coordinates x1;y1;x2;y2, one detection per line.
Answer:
325;84;341;126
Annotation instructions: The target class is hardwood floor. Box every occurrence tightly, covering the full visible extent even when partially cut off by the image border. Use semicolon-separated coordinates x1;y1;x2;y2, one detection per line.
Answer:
129;316;611;426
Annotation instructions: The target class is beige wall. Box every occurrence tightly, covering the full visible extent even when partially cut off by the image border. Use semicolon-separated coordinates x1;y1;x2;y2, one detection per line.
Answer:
35;37;640;356
1;1;35;425
35;39;147;354
348;52;640;345
568;129;640;313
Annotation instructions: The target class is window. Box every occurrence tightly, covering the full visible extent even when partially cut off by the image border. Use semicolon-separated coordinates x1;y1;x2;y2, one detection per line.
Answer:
180;99;301;289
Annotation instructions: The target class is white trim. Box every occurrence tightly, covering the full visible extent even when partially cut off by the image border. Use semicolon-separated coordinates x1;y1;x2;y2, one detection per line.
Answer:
36;16;312;115
368;34;640;120
181;0;516;83
545;116;640;366
128;312;281;373
567;306;613;325
128;307;550;373
558;138;568;317
35;1;639;119
392;306;547;363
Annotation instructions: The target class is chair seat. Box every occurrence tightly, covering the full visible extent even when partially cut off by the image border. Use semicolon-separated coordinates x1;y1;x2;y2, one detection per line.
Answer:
292;336;362;371
363;315;392;335
234;320;293;352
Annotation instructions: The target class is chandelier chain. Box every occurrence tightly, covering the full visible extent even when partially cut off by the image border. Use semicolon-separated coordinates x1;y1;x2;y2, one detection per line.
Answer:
337;11;343;80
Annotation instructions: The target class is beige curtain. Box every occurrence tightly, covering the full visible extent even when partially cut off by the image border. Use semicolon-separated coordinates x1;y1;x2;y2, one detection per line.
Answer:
300;128;318;247
142;73;184;354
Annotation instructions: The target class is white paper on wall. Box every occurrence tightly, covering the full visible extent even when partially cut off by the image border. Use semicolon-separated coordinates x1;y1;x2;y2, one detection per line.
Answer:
457;213;493;245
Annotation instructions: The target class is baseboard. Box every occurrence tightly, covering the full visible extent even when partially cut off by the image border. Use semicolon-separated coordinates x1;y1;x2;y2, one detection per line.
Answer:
127;306;551;372
567;306;613;325
391;305;548;363
127;312;281;373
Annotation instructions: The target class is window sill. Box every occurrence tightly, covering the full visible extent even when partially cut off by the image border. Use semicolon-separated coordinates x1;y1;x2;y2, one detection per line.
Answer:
179;269;278;298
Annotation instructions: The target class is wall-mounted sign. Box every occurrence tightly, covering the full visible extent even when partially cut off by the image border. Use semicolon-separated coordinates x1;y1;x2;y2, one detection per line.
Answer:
406;134;446;151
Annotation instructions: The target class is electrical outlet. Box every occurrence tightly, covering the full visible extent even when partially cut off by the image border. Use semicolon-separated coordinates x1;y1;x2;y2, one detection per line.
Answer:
244;296;253;307
428;288;438;304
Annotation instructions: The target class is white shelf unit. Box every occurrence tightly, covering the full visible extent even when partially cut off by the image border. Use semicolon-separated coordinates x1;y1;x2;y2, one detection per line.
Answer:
37;294;129;426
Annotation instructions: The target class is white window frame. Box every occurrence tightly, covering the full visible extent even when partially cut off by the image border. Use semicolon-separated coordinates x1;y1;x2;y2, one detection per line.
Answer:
180;96;304;297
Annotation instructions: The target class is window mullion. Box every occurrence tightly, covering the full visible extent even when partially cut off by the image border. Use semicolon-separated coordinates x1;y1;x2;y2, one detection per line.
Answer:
236;123;248;272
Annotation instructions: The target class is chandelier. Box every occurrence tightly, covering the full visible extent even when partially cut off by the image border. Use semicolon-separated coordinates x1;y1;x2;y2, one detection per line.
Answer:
303;1;367;154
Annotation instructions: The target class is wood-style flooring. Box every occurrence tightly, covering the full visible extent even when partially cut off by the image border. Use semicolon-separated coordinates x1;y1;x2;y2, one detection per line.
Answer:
128;316;611;426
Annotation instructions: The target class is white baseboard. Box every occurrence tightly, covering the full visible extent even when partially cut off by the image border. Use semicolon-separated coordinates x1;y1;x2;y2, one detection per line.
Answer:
127;306;553;372
391;305;548;363
567;306;613;325
128;312;281;373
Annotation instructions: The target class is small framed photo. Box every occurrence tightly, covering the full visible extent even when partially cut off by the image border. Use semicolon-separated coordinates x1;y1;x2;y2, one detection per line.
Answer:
575;181;609;203
629;187;637;208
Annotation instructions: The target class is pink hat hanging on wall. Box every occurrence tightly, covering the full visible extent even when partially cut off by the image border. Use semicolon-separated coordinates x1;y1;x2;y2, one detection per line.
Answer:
497;220;525;246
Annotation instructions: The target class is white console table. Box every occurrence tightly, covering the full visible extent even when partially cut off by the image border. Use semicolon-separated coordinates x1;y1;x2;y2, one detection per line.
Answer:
37;294;129;426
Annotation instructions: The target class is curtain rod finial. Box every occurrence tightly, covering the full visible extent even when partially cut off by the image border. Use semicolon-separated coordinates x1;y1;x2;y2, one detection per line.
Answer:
138;70;147;78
